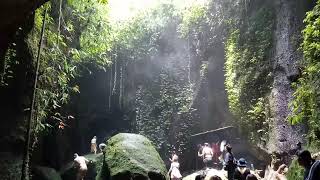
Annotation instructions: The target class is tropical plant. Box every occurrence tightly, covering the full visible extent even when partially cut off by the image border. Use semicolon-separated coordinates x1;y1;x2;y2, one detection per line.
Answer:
289;0;320;147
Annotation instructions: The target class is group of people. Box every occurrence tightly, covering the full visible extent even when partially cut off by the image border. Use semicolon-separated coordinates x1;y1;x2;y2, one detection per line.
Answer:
168;142;259;180
223;144;258;180
73;136;107;180
90;136;107;154
73;136;320;180
197;142;221;169
196;141;258;180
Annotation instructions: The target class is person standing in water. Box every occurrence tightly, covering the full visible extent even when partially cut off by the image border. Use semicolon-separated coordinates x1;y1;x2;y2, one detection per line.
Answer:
91;136;97;154
74;153;90;180
202;143;214;169
168;155;182;180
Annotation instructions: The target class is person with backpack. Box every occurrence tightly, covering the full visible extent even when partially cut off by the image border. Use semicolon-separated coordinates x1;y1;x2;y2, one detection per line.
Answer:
224;144;236;180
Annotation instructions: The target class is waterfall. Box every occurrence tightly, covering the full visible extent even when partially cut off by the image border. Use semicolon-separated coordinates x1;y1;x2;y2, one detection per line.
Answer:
108;54;113;110
187;37;191;85
119;63;123;109
112;57;117;95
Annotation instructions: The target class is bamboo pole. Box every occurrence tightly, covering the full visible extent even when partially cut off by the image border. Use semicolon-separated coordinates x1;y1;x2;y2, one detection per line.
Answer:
190;126;234;137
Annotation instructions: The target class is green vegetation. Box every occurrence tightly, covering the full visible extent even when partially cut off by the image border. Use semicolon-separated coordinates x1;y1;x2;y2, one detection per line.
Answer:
3;0;320;178
33;166;62;180
287;159;305;180
0;153;22;180
225;7;274;141
25;0;112;137
179;3;207;37
290;0;320;147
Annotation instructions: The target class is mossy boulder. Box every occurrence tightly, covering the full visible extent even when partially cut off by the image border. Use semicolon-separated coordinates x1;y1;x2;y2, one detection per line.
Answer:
0;152;22;180
60;153;106;180
105;133;167;180
32;166;62;180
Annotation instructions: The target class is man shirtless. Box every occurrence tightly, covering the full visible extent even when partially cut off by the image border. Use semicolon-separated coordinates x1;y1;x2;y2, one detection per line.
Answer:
74;153;90;180
202;143;214;169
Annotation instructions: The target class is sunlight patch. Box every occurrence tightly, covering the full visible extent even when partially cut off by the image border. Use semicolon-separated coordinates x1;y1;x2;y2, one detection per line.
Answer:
108;0;158;22
108;0;210;22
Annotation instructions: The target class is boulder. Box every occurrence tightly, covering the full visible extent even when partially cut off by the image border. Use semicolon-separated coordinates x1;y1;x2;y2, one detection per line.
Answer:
0;152;22;180
105;133;167;180
32;166;62;180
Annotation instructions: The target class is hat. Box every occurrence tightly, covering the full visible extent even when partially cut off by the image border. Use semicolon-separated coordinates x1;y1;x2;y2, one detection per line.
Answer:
237;158;247;167
226;144;232;151
204;143;209;146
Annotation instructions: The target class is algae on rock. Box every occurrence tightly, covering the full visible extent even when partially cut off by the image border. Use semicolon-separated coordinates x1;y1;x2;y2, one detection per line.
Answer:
32;166;62;180
105;133;167;180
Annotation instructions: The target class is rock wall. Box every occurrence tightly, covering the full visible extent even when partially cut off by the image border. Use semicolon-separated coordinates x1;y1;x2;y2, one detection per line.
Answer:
0;0;48;60
267;0;311;153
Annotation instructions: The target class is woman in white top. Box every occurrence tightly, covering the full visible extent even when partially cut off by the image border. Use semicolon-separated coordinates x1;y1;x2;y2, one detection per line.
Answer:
168;155;182;180
91;136;97;154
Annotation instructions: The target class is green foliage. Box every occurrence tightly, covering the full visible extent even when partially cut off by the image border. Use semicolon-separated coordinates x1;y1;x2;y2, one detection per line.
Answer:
287;159;305;180
68;0;112;66
0;153;22;180
225;7;274;141
27;0;112;135
179;4;207;37
117;0;244;157
105;1;196;157
289;0;320;147
0;46;16;86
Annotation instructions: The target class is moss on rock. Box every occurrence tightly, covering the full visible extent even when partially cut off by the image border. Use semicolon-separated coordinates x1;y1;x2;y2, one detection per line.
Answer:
32;166;62;180
0;152;22;180
105;133;167;180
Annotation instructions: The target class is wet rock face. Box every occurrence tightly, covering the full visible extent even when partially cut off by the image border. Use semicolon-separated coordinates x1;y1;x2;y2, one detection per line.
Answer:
106;133;168;180
0;0;48;60
268;0;308;154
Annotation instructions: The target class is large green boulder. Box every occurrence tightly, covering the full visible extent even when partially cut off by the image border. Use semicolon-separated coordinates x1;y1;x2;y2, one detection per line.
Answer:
32;166;62;180
105;133;167;180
